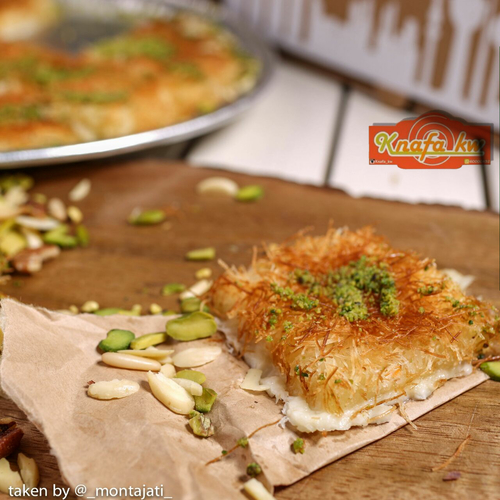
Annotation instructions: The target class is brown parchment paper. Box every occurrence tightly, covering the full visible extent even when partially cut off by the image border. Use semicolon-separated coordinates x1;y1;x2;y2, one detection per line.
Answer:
0;299;488;499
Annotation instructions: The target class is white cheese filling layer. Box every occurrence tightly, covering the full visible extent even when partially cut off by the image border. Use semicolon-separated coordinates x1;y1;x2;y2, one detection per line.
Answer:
220;321;472;433
219;270;475;433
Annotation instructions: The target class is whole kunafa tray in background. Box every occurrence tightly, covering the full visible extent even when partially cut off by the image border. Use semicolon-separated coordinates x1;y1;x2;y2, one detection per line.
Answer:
0;0;274;168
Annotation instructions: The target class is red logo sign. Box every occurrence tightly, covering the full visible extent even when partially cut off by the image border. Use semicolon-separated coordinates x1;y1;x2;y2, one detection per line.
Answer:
369;111;492;169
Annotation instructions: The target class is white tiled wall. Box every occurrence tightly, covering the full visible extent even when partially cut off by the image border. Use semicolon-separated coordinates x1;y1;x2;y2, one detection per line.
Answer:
188;61;342;186
187;60;490;211
328;92;486;211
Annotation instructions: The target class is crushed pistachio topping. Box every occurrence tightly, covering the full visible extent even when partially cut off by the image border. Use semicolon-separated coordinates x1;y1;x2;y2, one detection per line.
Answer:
0;104;41;123
284;256;400;322
60;90;128;104
94;36;175;61
270;283;319;311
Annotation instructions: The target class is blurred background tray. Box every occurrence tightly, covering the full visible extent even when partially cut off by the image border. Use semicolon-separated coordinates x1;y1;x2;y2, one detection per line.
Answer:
0;0;274;169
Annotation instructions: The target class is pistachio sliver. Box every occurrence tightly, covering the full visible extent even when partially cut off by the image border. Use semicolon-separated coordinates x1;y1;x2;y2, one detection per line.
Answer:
130;332;168;350
43;226;78;248
128;208;166;225
162;283;186;296
76;225;89;247
185;247;216;261
98;329;135;352
194;387;217;413
236;185;264;202
180;297;203;313
166;311;217;341
0;231;26;257
188;412;214;437
480;361;500;381
175;369;206;385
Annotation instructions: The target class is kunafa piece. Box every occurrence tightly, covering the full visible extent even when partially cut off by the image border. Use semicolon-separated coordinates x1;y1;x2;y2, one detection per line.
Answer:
210;227;499;432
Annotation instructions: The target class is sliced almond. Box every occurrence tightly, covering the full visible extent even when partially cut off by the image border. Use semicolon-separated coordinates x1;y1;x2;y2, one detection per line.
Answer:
240;368;269;392
243;479;276;500
147;371;194;414
69;178;91;201
67;206;83;224
0;458;22;494
87;379;140;400
0;201;21;220
173;377;203;396
118;348;174;361
15;216;60;231
81;300;99;313
195;267;212;280
160;364;176;378
17;453;39;489
196;177;239;197
101;352;161;372
172;346;222;368
179;279;213;300
47;198;67;221
4;186;28;207
19;228;43;250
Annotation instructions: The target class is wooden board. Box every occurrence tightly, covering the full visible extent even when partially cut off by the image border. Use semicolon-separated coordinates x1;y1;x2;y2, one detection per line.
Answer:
0;159;499;499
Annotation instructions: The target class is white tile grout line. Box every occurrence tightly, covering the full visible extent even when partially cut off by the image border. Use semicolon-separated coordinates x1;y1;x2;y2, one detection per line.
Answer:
322;84;350;186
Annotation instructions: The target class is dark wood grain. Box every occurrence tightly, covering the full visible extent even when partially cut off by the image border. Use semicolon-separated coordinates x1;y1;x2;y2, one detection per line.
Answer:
0;159;498;499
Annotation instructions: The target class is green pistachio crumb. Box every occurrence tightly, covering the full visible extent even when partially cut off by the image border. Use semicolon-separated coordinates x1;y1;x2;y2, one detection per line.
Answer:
236;185;264;202
246;462;262;478
237;437;249;448
292;438;305;454
418;285;435;296
185;247;216;261
162;283;186;296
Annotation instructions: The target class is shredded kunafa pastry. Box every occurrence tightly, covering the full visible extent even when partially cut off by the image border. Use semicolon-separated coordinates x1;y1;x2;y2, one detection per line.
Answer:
210;227;500;432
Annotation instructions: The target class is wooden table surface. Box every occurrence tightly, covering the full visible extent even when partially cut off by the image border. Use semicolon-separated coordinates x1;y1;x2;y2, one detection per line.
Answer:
0;159;499;499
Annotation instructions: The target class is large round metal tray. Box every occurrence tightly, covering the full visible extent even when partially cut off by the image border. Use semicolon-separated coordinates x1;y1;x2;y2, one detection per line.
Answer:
0;0;274;168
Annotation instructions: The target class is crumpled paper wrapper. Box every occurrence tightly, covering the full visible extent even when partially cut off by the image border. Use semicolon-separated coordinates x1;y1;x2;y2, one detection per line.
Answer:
0;299;488;499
